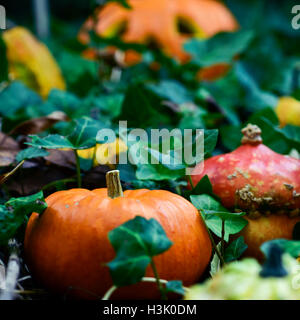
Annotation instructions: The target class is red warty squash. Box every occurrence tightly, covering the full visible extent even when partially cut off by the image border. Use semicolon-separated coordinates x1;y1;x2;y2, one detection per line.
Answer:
78;0;239;81
24;170;212;299
191;124;300;259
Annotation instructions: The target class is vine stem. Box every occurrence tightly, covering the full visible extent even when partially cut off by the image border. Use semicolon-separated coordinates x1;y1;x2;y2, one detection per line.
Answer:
102;285;117;300
150;259;167;300
101;277;190;300
74;150;82;188
221;220;225;264
188;175;195;189
200;211;225;266
41;178;76;191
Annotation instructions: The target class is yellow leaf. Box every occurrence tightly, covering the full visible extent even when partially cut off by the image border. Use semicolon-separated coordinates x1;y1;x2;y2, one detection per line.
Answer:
276;96;300;127
3;27;66;98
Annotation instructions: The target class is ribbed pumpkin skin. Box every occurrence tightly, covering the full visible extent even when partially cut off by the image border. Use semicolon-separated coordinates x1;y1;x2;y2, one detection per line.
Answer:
79;0;238;80
24;188;211;299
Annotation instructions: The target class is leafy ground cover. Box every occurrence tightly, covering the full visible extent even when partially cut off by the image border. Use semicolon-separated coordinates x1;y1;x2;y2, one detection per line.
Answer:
0;0;300;300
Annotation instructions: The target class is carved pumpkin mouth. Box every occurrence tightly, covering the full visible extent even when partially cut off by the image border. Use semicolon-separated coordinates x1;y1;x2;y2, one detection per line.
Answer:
78;0;239;79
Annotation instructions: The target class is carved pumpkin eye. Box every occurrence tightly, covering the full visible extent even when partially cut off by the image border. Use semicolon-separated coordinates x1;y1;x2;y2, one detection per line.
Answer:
106;20;128;38
176;16;196;36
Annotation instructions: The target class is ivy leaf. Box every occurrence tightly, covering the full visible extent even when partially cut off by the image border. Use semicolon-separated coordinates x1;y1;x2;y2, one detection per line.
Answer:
132;129;218;181
27;117;104;150
0;191;47;245
234;63;278;112
117;84;175;128
189;175;213;196
107;216;173;287
165;280;185;296
136;164;184;181
248;108;300;153
16;147;50;163
203;130;218;157
27;134;73;149
190;194;248;241
0;81;42;120
220;125;242;151
45;89;82;117
260;239;300;259
56;52;99;97
224;236;248;262
146;80;194;105
67;117;104;149
184;30;254;67
6;191;48;216
190;194;225;212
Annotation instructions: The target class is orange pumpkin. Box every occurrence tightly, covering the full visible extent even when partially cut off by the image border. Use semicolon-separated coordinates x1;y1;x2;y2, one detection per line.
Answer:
24;170;211;299
78;0;239;80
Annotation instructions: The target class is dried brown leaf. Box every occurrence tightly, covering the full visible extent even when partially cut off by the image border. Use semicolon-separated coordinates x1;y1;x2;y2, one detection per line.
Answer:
0;132;20;167
45;149;76;169
9;111;69;136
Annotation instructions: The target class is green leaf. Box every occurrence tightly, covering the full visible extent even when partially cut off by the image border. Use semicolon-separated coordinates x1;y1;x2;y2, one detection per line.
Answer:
132;128;218;181
146;80;194;105
107;216;172;287
220;125;242;151
191;194;248;241
57;52;98;97
185;175;215;198
261;239;300;259
224;236;248;262
16;147;50;162
68;117;104;149
0;35;8;82
165;280;185;296
45;89;82;117
0;81;42;120
27;117;104;151
190;194;227;212
248;109;300;153
0;191;47;245
136;164;184;181
203;130;219;157
27;134;74;149
117;84;176;128
234;63;278;112
184;30;254;67
91;93;124;119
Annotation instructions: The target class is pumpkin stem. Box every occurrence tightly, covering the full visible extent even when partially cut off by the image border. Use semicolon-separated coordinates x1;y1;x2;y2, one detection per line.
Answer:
106;170;123;199
241;123;263;145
